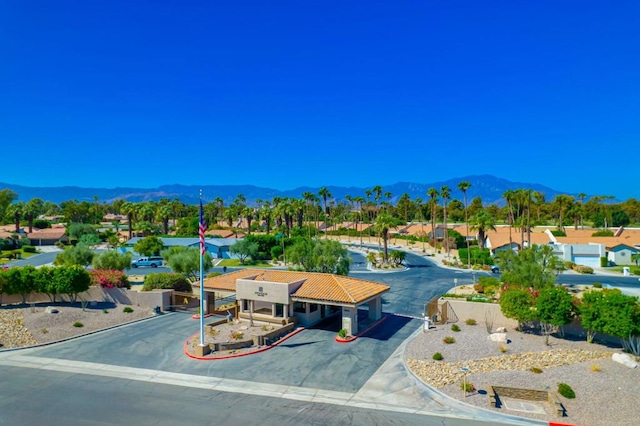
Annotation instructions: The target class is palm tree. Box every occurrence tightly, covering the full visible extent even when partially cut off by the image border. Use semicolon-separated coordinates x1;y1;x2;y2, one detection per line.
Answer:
354;196;365;245
577;193;587;229
374;213;395;264
318;187;332;238
440;186;451;257
553;194;575;232
121;201;137;240
427;187;439;251
502;189;515;245
457;181;471;267
156;204;173;235
6;201;25;233
469;211;497;250
24;198;44;233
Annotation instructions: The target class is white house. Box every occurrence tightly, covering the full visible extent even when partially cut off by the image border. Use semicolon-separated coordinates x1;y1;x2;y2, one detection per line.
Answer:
607;244;640;266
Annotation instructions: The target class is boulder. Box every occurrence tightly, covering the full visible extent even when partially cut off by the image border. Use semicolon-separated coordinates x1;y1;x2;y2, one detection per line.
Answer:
44;306;59;314
496;327;507;333
612;353;638;369
487;332;507;343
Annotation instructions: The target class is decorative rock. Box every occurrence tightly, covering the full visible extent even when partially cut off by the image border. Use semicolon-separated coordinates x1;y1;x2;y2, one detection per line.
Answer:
496;327;507;333
44;306;59;314
487;332;507;343
612;353;638;369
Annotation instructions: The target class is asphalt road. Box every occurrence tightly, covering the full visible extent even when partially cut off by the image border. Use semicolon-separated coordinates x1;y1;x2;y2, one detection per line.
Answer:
0;366;496;426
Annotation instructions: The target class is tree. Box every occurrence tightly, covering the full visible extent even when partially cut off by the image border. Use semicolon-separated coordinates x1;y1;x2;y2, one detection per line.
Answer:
5;201;25;233
79;233;101;247
499;288;537;330
469;211;496;250
583;289;639;353
67;223;97;240
229;239;259;264
373;213;396;264
440;186;451;256
133;236;164;256
0;188;18;222
161;246;212;280
53;265;91;303
24;198;44;233
286;238;351;275
318;187;332;238
54;244;94;267
458;181;472;267
92;250;133;271
536;286;575;345
427;187;439;250
497;245;561;291
34;266;59;302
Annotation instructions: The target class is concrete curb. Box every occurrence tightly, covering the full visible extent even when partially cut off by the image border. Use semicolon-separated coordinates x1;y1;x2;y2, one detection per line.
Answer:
335;315;388;343
184;326;306;361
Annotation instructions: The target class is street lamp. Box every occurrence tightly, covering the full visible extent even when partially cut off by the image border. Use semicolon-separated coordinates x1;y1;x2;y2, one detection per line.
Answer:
460;366;470;397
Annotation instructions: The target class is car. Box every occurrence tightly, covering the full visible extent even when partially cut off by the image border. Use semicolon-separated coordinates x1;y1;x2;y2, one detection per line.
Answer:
131;256;164;268
490;265;500;274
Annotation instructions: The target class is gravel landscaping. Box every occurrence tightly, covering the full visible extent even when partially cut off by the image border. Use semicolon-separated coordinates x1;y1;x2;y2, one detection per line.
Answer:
406;322;640;426
0;303;154;349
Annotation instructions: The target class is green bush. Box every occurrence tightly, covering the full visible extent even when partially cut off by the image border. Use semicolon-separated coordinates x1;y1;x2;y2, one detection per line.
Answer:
460;381;474;392
123;306;134;313
563;261;576;270
592;282;603;288
73;322;84;328
443;336;456;344
142;272;192;292
458;247;493;266
338;329;347;338
557;383;575;399
551;230;566;237
432;352;443;361
451;324;461;332
102;309;109;314
22;245;36;253
592;230;614;237
600;256;608;267
465;318;477;325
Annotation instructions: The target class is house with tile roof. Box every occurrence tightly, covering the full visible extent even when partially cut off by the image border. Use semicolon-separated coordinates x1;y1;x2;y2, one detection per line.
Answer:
26;226;68;246
607;243;640;266
197;269;390;336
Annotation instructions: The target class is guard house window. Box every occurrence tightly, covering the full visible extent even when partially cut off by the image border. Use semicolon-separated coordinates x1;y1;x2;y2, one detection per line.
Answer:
243;300;250;311
309;303;318;312
293;302;306;313
275;303;284;317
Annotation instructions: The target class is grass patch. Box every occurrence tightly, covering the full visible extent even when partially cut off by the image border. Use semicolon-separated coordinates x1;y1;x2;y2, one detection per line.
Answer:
465;318;477;325
217;259;273;267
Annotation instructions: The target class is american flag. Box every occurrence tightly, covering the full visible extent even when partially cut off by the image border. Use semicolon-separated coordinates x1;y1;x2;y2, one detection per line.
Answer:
199;198;207;255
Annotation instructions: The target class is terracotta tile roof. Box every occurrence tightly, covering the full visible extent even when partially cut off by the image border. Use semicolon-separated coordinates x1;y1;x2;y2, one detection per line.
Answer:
201;269;389;305
27;228;67;239
485;227;552;249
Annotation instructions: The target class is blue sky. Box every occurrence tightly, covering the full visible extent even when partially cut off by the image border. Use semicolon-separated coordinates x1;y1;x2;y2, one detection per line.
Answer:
1;1;638;199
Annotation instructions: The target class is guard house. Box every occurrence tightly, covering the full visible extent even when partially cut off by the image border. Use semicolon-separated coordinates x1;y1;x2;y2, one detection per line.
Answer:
198;269;390;336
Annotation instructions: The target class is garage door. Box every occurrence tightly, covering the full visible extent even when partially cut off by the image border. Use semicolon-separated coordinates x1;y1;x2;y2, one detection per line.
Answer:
573;255;600;268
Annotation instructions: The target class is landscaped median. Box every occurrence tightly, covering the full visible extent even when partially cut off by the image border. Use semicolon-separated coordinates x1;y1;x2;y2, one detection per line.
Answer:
184;318;305;360
334;315;388;343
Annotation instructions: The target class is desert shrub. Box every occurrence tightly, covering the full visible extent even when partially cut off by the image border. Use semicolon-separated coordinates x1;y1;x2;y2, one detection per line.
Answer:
123;306;134;313
102;309;109;314
592;282;603;288
563;261;575;270
557;383;575;399
530;367;543;374
451;324;461;332
22;245;36;253
90;269;130;289
443;336;456;344
499;345;508;353
73;322;84;327
465;318;477;325
460;382;475;392
575;265;594;274
432;352;443;361
473;282;484;293
590;364;600;372
230;331;244;340
142;272;192;292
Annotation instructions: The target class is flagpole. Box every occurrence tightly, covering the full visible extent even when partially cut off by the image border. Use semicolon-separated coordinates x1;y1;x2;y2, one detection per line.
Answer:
199;190;205;347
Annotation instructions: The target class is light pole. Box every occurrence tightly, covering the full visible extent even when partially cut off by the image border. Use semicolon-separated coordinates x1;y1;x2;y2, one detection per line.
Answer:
460;366;470;397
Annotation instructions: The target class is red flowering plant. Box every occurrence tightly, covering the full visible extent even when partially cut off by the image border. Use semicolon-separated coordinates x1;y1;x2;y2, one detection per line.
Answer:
90;269;130;289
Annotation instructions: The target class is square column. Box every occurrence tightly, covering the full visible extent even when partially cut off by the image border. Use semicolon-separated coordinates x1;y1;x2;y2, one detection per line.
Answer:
341;307;358;336
368;297;382;321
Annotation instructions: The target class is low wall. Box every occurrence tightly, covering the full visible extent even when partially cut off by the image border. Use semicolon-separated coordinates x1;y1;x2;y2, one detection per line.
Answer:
443;299;519;329
0;288;172;310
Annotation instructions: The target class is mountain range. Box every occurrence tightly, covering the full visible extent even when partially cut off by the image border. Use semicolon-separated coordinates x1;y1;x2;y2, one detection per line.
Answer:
1;175;571;206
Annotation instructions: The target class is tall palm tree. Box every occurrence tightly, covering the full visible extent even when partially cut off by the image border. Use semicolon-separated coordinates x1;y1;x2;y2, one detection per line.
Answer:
457;181;471;267
121;201;137;240
502;189;515;245
156;204;173;235
6;201;25;233
577;193;587;229
427;187;439;251
440;186;451;257
354;196;365;245
469;211;497;250
374;213;395;264
318;187;332;238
